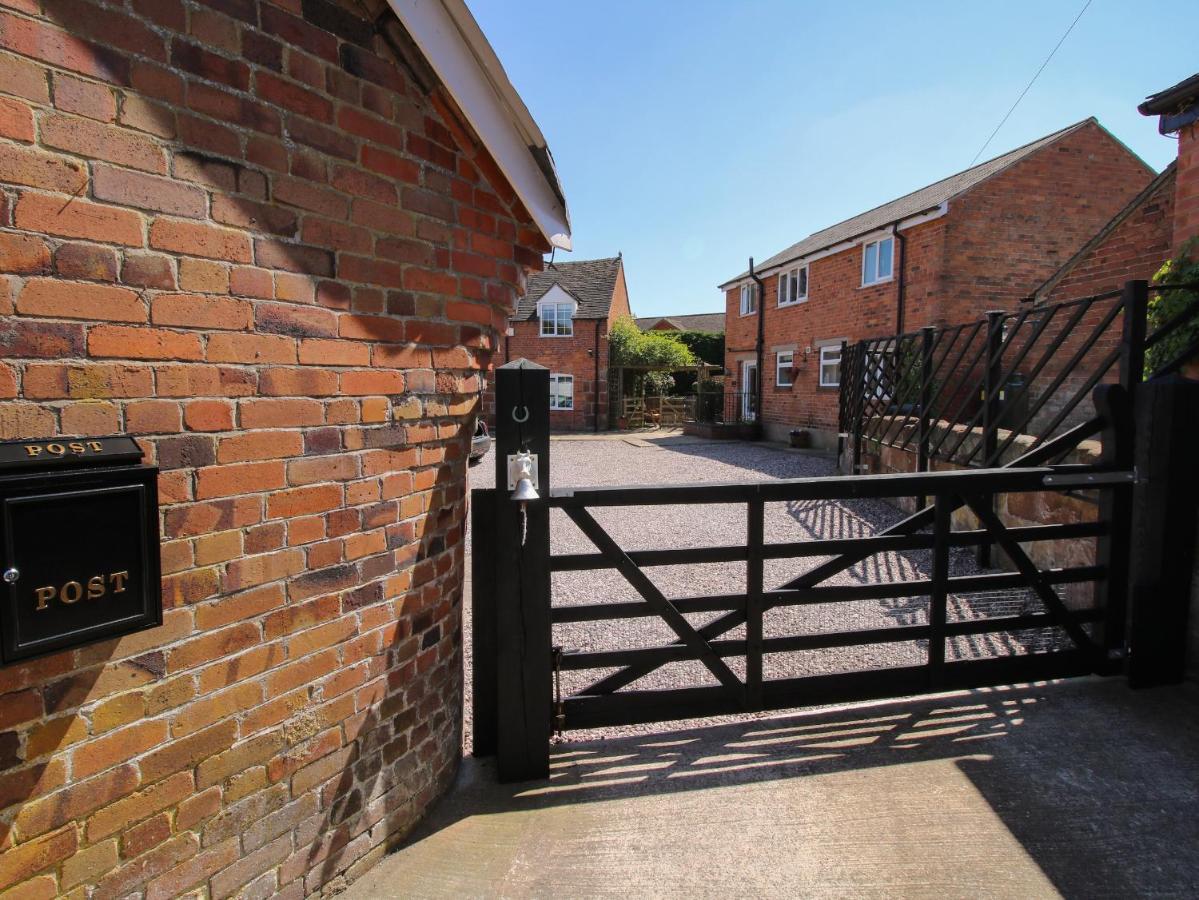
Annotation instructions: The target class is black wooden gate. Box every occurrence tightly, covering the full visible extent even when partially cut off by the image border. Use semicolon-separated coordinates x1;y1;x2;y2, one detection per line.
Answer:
473;280;1198;783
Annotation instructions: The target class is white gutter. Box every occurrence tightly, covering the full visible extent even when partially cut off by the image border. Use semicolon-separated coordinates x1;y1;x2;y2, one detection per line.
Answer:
386;0;572;250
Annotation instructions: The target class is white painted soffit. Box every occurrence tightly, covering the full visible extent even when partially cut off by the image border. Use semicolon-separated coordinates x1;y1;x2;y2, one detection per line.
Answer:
387;0;572;251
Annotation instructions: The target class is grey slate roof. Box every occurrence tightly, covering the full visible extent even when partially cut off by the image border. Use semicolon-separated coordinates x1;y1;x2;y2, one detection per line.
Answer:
513;256;622;320
634;313;726;333
720;119;1096;287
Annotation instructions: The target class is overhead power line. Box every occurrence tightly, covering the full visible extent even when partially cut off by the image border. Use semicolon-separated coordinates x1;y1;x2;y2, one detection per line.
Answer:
969;0;1093;166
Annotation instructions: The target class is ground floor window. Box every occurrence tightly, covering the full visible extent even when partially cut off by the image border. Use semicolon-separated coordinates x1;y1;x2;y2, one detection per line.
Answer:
819;345;841;387
776;350;794;387
550;373;574;410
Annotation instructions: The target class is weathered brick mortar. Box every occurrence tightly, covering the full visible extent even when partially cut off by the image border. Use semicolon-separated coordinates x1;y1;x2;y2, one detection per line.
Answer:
0;0;549;896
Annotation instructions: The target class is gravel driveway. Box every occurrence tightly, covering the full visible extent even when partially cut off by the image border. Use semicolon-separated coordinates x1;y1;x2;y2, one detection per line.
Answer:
464;433;1061;744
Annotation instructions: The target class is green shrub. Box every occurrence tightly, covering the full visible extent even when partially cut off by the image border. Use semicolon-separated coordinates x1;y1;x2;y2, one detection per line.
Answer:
1146;238;1199;379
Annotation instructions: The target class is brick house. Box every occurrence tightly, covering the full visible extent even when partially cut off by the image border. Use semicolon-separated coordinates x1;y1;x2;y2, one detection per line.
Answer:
719;118;1155;445
497;255;631;431
1037;73;1199;303
0;1;569;897
1142;73;1199;254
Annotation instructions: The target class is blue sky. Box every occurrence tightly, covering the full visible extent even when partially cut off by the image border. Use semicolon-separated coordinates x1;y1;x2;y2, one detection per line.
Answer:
470;0;1190;318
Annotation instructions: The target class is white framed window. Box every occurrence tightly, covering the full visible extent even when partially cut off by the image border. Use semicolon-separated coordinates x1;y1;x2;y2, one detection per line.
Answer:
776;350;794;387
861;236;894;286
739;283;756;316
819;345;841;387
549;373;574;410
540;302;574;336
777;266;808;306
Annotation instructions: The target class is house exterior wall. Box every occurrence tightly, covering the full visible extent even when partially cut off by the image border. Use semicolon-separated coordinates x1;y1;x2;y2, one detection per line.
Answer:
724;120;1154;442
0;2;549;897
503;317;608;431
1175;122;1199;253
724;218;947;438
1042;171;1176;302
942;121;1154;316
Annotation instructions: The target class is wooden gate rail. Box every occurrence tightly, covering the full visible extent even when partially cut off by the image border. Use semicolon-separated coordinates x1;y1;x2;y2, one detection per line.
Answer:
477;362;1143;782
544;463;1128;716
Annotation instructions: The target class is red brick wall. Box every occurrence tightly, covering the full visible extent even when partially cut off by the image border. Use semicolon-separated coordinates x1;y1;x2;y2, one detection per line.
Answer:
0;1;548;896
942;120;1154;317
502;318;608;431
1043;169;1176;302
723;120;1153;436
1175;122;1199;253
723;218;947;433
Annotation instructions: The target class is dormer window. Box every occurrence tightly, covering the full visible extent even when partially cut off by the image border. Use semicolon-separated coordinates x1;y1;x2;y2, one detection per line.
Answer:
540;302;574;336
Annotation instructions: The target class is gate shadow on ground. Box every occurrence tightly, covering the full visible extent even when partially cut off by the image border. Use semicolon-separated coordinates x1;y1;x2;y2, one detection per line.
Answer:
388;678;1199;899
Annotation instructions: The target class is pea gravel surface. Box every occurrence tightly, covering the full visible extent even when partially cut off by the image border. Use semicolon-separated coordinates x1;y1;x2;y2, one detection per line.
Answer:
462;434;1070;746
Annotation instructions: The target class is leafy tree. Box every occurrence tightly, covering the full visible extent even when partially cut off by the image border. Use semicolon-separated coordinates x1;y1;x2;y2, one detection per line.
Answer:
609;317;695;368
1146;238;1199;379
608;317;695;397
671;330;724;366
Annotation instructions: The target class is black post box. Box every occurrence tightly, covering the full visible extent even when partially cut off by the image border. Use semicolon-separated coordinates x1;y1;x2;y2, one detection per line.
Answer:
0;436;161;664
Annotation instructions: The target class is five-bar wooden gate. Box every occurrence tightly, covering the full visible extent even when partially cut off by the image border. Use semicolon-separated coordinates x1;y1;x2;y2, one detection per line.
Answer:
474;280;1197;782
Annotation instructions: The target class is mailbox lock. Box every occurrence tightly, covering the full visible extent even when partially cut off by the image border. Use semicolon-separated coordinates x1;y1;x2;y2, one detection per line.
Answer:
3;568;18;584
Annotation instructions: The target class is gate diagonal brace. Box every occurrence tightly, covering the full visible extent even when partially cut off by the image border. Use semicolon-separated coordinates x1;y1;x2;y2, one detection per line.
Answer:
583;415;1109;696
564;506;743;694
960;493;1103;662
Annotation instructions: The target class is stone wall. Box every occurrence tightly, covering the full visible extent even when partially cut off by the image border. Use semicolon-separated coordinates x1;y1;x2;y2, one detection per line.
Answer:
0;1;548;896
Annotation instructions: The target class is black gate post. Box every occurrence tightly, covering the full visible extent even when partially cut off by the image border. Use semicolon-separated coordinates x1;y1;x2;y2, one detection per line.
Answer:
977;311;1005;566
492;359;552;782
916;325;935;508
470;488;497;757
1127;376;1199;687
1117;279;1149;393
1092;384;1133;671
852;341;866;474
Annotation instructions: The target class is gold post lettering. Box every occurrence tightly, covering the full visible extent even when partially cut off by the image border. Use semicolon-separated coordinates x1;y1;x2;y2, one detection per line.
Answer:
109;571;129;593
69;442;86;454
24;445;41;457
88;442;103;452
46;443;65;456
87;575;106;599
60;581;83;604
34;586;56;611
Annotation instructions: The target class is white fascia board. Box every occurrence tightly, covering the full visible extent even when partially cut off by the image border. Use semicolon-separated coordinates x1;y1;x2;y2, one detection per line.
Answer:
719;202;950;291
386;0;572;250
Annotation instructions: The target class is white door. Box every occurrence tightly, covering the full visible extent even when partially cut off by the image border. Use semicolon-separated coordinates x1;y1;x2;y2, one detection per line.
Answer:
741;361;758;422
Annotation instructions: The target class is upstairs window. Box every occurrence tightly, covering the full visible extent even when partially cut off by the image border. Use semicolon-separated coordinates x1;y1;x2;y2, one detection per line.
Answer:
777;266;808;306
776;350;794;387
549;373;574;410
739;283;756;315
819;345;842;387
862;237;894;286
540;302;573;336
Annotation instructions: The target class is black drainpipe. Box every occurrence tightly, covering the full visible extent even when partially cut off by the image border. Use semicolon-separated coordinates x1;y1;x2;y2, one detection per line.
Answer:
891;222;907;334
593;319;601;432
749;257;765;436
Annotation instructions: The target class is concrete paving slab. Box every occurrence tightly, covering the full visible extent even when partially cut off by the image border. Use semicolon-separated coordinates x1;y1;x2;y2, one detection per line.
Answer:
346;677;1199;899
